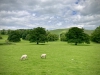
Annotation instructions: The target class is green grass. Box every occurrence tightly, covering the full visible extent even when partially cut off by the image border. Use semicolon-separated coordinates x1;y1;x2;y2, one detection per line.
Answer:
0;35;100;75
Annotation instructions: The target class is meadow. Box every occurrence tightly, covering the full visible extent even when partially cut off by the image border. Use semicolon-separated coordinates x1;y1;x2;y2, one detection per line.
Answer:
0;35;100;75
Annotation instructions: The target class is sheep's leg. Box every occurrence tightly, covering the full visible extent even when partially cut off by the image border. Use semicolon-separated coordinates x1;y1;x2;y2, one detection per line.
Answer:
41;56;43;58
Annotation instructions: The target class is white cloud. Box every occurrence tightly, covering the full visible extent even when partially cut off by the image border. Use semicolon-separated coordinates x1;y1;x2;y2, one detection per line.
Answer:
76;0;100;15
57;22;62;26
0;0;100;30
75;5;85;11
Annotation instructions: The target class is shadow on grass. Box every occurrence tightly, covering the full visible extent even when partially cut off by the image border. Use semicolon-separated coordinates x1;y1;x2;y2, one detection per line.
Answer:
69;43;91;46
29;43;48;45
0;42;16;45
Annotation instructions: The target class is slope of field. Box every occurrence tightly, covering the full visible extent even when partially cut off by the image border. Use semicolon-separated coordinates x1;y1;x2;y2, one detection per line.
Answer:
0;35;100;75
49;28;94;35
49;28;69;35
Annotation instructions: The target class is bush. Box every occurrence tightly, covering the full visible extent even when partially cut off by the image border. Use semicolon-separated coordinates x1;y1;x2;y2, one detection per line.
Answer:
8;30;21;42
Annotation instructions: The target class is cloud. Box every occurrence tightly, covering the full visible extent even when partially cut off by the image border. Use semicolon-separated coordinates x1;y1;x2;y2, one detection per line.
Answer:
75;0;100;15
0;0;100;30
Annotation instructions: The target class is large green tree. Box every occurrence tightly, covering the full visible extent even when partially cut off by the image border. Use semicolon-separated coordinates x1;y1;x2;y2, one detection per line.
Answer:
91;26;100;43
65;27;90;45
8;30;21;42
29;27;47;44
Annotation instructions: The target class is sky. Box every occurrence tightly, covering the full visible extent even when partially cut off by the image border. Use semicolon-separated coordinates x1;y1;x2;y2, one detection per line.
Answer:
0;0;100;30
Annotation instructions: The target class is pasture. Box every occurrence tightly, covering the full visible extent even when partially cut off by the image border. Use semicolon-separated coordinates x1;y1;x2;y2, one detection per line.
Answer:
0;35;100;75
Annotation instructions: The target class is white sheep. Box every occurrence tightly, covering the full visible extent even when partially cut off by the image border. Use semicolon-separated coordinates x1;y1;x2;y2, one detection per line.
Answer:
20;54;27;60
41;54;46;59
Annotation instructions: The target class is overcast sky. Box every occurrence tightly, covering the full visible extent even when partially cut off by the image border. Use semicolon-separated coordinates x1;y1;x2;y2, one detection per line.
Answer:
0;0;100;30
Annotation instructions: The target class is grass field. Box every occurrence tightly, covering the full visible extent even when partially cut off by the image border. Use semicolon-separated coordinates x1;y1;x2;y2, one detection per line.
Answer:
0;35;100;75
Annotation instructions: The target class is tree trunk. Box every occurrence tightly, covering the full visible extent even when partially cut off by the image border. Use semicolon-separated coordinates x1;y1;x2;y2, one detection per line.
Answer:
75;42;77;45
37;41;39;44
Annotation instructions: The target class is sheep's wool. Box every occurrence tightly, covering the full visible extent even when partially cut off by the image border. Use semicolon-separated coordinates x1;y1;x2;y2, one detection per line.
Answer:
21;54;27;60
41;54;46;58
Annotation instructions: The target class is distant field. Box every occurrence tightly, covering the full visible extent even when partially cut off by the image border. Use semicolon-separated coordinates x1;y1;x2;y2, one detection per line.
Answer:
49;28;69;35
0;35;100;75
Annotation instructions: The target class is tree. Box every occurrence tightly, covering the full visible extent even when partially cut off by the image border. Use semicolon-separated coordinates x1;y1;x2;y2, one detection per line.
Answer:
22;32;27;40
91;26;100;43
29;27;47;44
21;29;31;40
65;27;90;45
0;35;2;39
47;32;59;41
7;29;12;35
0;29;6;35
7;30;21;42
25;34;31;40
60;33;66;41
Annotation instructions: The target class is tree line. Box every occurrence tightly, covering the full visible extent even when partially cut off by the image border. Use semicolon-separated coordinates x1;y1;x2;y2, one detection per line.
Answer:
0;27;59;44
0;26;100;45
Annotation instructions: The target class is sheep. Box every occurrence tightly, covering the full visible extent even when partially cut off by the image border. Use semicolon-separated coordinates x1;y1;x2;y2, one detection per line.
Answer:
20;54;27;60
41;54;46;59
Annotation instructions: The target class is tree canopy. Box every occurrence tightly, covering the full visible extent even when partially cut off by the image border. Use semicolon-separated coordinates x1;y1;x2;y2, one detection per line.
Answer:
60;33;66;41
29;27;47;44
0;29;6;35
47;31;59;41
91;26;100;43
65;27;90;45
7;30;21;42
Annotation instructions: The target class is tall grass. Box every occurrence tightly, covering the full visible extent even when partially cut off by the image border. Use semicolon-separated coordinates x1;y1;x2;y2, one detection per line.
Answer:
0;36;100;75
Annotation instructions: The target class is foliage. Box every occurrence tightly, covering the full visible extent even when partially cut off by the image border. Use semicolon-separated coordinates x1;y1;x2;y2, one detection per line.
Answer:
25;34;31;40
0;29;6;35
47;31;59;41
0;35;3;39
7;30;21;42
49;28;93;35
29;27;47;44
0;29;13;35
91;26;100;43
60;33;66;41
22;31;28;40
65;27;90;45
7;29;12;35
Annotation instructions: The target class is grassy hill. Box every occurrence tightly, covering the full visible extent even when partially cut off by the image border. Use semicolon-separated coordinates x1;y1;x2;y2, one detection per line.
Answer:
49;28;69;35
49;28;94;35
84;30;94;35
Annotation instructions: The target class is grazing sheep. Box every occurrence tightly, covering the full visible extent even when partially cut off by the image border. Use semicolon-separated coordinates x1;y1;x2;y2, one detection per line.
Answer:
41;54;46;59
20;54;27;60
